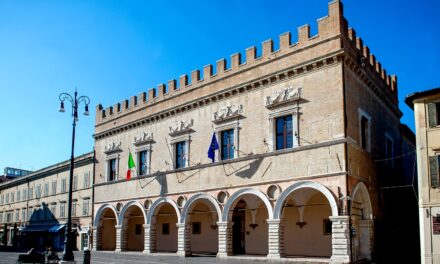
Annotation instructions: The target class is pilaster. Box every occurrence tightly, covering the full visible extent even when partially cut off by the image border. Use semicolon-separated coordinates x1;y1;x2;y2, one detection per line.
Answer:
176;223;191;257
217;221;233;258
91;226;100;251
358;219;373;260
142;224;151;254
330;216;351;264
266;219;281;259
115;225;122;253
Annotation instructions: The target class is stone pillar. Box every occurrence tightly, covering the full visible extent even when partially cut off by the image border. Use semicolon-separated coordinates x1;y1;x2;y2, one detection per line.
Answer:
217;221;233;258
267;219;281;259
176;223;191;257
91;226;101;251
143;224;151;254
115;225;122;253
358;219;373;260
330;216;351;264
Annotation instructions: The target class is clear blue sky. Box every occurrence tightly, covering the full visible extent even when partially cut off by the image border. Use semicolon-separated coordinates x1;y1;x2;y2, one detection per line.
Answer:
0;0;439;172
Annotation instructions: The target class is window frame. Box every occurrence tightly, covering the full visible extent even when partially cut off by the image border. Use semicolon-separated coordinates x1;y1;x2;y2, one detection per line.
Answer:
358;109;372;153
106;155;119;182
268;105;299;152
135;145;152;177
385;133;394;168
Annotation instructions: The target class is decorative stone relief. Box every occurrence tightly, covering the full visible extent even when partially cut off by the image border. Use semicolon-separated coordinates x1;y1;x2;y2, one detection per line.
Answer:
104;141;121;154
133;132;153;146
169;119;194;135
212;104;243;123
265;86;301;108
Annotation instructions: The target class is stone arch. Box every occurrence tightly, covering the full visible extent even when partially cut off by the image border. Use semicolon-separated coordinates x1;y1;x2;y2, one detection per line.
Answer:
146;197;181;225
180;193;222;224
95;204;119;226
221;188;273;222
273;181;339;219
118;200;147;225
351;182;372;220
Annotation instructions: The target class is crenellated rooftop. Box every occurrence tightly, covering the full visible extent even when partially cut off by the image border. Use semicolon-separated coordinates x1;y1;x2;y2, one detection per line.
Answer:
95;0;398;127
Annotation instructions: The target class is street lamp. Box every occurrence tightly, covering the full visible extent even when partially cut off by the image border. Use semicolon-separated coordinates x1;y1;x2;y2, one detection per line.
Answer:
58;90;90;262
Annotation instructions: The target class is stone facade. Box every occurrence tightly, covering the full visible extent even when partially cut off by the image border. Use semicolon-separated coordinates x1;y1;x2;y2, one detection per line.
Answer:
406;88;440;264
91;1;404;263
0;152;94;251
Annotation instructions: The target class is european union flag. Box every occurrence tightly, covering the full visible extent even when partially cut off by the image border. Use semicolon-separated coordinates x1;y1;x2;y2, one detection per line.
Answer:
208;133;219;163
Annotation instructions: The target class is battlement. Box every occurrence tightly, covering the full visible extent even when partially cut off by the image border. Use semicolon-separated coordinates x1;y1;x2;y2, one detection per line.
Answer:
346;28;398;94
95;0;397;125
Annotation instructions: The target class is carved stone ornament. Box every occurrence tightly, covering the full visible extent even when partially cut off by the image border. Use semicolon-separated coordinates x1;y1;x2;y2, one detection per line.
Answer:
104;141;122;154
265;86;301;108
212;104;243;123
169;119;194;135
133;132;153;146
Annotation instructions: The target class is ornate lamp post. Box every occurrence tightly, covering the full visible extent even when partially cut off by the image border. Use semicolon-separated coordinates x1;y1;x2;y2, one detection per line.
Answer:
58;90;90;262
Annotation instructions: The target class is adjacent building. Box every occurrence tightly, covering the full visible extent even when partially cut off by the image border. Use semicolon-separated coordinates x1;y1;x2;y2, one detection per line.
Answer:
91;1;409;263
0;152;94;251
406;88;440;264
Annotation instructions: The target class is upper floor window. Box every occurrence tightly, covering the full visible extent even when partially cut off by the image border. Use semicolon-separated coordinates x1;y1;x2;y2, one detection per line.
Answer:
52;181;57;195
221;129;235;160
35;185;41;198
17;190;20;202
28;187;33;199
61;178;67;193
5;193;9;204
427;102;440;128
73;175;78;191
429;155;440;188
108;158;117;181
44;183;49;197
175;141;186;169
385;134;394;167
22;188;27;201
138;150;149;176
275;115;293;150
72;201;77;217
21;209;26;222
83;172;90;189
50;204;56;219
82;199;90;216
11;192;14;203
60;203;65;218
359;109;371;152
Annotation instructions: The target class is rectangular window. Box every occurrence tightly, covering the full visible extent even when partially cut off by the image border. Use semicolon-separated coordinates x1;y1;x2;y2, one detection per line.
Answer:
162;223;170;235
82;200;89;216
44;183;49;197
275;115;293;150
36;185;41;198
52;181;57;195
28;208;33;220
83;172;90;189
429;156;440;188
323;219;332;235
61;178;67;193
138;151;149;176
22;188;27;201
50;205;56;219
385;136;394;167
21;209;26;221
72;201;77;217
221;129;235;160
428;102;440;128
135;224;142;235
73;175;78;191
15;210;19;222
11;192;14;203
0;212;3;223
175;141;186;169
60;203;65;218
0;194;3;205
192;222;201;235
5;193;9;204
28;187;33;199
108;159;117;181
17;190;20;202
361;116;369;150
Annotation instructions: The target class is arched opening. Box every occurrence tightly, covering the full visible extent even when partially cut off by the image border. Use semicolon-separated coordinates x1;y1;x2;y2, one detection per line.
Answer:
98;208;117;251
154;203;178;252
121;205;145;251
350;183;373;261
281;188;332;257
227;194;269;256
186;201;219;255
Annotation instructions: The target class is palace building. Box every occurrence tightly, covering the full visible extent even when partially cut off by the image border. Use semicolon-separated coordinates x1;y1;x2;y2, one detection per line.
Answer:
0;152;94;251
91;1;406;263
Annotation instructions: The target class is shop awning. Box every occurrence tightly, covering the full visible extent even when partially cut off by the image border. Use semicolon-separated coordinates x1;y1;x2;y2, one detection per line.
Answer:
21;225;54;232
48;224;65;233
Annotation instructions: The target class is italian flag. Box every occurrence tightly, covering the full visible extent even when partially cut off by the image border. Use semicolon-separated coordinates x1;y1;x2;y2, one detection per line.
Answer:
126;152;135;180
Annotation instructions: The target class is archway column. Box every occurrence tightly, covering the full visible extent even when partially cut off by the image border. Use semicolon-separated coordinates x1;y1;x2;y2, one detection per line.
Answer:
217;221;233;258
176;223;191;257
330;216;351;264
115;225;122;252
92;226;101;251
143;224;151;254
358;219;373;260
267;219;281;259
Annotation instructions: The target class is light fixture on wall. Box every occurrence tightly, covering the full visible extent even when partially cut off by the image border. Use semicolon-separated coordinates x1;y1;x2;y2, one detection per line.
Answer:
210;224;218;230
249;223;258;229
296;222;307;228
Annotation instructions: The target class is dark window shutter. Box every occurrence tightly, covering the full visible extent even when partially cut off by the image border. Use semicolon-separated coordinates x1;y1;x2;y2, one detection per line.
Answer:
428;103;437;128
429;156;440;188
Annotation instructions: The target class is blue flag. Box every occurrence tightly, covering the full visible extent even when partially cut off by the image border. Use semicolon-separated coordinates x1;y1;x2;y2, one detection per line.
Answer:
208;133;219;163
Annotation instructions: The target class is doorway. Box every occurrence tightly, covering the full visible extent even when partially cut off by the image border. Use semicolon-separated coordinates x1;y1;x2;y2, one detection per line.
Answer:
232;200;246;255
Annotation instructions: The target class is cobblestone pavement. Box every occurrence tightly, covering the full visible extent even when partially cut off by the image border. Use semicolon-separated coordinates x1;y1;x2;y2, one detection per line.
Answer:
0;250;276;264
